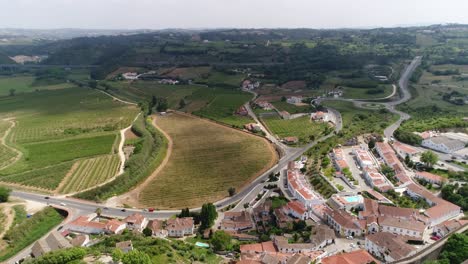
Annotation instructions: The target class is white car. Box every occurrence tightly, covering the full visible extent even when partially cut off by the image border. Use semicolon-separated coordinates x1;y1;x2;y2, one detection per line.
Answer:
60;202;66;206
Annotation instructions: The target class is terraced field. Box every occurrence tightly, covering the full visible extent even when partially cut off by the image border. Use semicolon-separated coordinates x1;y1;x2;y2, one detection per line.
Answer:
59;154;120;193
138;113;277;209
0;83;139;191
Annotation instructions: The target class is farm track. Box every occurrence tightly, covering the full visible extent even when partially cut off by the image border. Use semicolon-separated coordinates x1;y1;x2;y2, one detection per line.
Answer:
114;115;173;207
0;206;14;240
0;119;22;171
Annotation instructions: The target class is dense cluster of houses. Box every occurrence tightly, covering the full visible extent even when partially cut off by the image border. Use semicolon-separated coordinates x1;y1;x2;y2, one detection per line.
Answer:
353;145;393;192
65;213;195;239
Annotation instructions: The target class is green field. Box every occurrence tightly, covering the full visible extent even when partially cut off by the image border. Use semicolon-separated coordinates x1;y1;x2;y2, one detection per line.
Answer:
0;79;139;190
192;89;253;127
59;154;120;193
0;120;17;169
139;113;276;209
0;75;75;97
271;101;313;114
262;114;329;143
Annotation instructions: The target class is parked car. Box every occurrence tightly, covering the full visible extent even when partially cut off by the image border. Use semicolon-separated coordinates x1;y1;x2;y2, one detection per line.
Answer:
430;236;440;241
121;209;126;212
60;202;66;206
44;196;50;199
148;208;155;212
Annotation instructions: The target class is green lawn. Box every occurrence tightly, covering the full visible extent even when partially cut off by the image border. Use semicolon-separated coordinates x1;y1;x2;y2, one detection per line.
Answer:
341;84;394;99
262;114;329;143
0;75;75;97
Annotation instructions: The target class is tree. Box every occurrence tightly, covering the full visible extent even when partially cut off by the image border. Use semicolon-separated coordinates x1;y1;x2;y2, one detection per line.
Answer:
142;227;153;237
368;139;376;149
0;186;11;203
211;231;232;251
112;248;124;263
179;208;190;217
121;250;151;264
243;203;249;209
421;150;438;168
200;203;217;229
179;99;186;109
228;187;236;197
95;207;102;220
438;233;468;264
9;88;15;96
156;98;168;112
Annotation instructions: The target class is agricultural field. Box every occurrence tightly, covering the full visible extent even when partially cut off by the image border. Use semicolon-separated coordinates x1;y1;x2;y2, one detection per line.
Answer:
262;114;330;143
194;71;246;87
0;80;139;191
162;66;211;80
0;120;17;170
271;101;313;114
0;75;76;97
138;113;277;209
58;154;120;193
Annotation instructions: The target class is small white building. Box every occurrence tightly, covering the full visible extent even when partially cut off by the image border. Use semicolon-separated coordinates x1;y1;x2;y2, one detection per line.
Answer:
365;232;414;262
379;217;426;239
286;96;303;104
122;72;139;80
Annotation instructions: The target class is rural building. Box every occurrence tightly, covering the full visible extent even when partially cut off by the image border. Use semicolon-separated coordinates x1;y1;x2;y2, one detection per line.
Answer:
365;232;414;262
392;141;419;159
284;136;299;144
279;111;292;120
147;219;168;238
274;236;316;254
320;249;379;264
31;231;72;258
70;235;89;247
287;166;323;207
282;201;309;220
310;225;336;249
286;96;303;104
433;219;468;237
158;79;179;85
122;72;139;80
66;215;126;235
352;147;377;169
166;217;195;237
221;211;254;232
414;171;447;185
244;123;261;132
405;183;461;226
421;136;465;154
124;213;148;232
311;111;330;122
379;217;426;239
116;240;133;253
255;100;273;110
324;208;363;237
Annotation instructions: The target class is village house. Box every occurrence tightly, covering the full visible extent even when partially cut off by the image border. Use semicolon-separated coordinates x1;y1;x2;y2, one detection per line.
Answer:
433;219;468;237
66;215;126;235
405;183;461;226
166;217;195;237
362;168;393;192
158;78;179;85
328;194;364;211
244;123;262;132
31;231;72;258
287;165;323;208
274;208;294;229
330;148;349;172
311;111;330;122
392;141;419;159
286;96;303;104
379;217;426;239
253;200;272;232
280;111;292;120
324;208;363;237
236;105;249;116
414;171;447;185
274;236;316;254
124;213;148;232
310;225;336;249
421;136;465;154
365;232;414;262
352;147;377;169
282;201;310;220
320;249;379;264
70;235;89;247
221;211;254;232
284;136;299;144
116;240;133;253
147;219;168;238
255;100;274;110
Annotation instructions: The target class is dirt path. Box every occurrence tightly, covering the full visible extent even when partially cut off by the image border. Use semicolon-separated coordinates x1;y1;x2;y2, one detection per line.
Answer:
0;119;22;170
110;115;173;207
0;206;14;239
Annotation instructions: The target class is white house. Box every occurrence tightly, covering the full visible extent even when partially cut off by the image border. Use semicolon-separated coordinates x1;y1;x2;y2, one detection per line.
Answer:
421;136;465;154
365;232;414;262
124;213;148;232
286;96;303;104
166;217;194;237
379;217;426;239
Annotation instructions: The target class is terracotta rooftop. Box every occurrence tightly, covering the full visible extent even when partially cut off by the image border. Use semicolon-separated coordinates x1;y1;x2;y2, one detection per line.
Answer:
321;249;379;264
124;213;146;225
379;216;426;233
415;171;447;183
166;217;194;231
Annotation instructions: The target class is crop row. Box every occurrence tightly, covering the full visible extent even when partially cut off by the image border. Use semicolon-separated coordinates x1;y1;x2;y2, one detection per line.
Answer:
59;154;120;193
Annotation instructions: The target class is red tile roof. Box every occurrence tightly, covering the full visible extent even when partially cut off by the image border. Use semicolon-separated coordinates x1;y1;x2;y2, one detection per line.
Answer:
321;249;379;264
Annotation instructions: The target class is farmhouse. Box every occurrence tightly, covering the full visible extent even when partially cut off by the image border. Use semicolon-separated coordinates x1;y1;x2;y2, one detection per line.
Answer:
255;100;274;110
284;136;299;144
280;111;292;120
286;96;303;104
244;123;262;132
158;78;179;85
122;72;138;80
414;171;447;185
31;231;72;258
311;111;330;122
365;232;414;262
147;219;168;238
421;136;465;154
166;217;195;237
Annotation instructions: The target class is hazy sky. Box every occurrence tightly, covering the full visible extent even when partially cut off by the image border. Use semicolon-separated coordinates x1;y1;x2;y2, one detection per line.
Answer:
2;0;468;29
